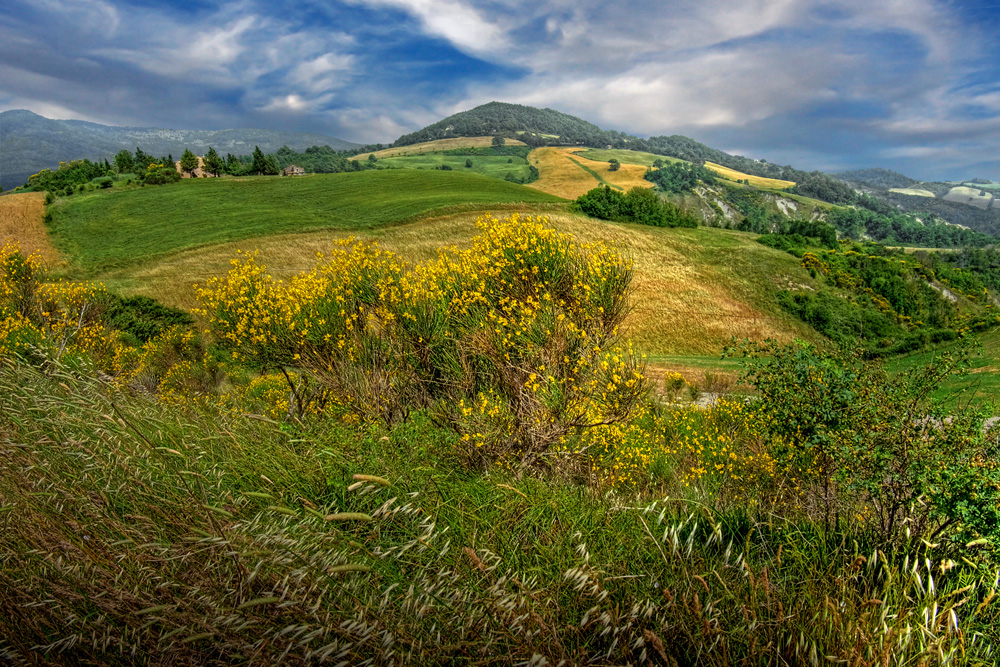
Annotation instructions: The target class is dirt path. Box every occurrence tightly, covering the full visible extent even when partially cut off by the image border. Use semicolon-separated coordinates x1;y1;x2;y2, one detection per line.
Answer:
0;192;62;265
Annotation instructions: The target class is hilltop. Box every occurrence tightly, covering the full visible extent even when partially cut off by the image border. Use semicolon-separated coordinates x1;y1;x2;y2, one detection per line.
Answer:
0;110;360;191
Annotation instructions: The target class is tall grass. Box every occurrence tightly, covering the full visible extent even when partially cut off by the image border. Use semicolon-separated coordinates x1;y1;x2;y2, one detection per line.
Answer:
2;360;997;664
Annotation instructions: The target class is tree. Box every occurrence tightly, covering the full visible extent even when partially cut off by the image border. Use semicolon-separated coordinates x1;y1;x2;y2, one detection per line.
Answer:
608;159;621;172
465;159;473;168
652;158;664;169
202;147;224;177
179;149;199;175
114;150;134;175
134;148;156;171
492;135;505;148
225;154;243;176
367;154;377;164
250;146;278;176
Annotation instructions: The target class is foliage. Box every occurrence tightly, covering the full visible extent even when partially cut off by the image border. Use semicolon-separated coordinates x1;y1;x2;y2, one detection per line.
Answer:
202;146;224;176
140;162;181;186
827;206;996;247
736;339;1000;552
179;148;199;175
608;158;620;172
250;146;280;176
644;161;716;194
575;185;699;228
197;214;647;465
24;159;111;194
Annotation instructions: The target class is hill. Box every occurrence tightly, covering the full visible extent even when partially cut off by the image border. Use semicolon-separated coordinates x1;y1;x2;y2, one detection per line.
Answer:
45;170;564;274
0;109;360;191
392;101;640;148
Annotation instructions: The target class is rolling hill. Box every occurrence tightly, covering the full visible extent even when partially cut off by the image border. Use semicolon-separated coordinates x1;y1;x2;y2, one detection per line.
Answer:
0;109;360;191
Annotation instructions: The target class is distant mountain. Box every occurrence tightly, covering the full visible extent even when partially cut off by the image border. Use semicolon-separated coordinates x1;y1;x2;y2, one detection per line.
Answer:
0;110;360;191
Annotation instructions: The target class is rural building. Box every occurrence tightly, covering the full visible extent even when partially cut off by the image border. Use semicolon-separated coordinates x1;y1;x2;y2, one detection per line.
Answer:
282;165;306;176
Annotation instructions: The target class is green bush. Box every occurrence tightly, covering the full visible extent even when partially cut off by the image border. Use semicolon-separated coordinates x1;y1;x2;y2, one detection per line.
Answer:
575;186;698;228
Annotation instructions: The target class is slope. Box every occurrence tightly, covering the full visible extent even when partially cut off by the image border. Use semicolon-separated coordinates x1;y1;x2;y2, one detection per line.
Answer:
45;170;565;274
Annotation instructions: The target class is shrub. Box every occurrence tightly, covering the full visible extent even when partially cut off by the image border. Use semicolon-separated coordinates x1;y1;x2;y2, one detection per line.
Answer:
575;186;698;228
197;215;647;467
734;339;1000;555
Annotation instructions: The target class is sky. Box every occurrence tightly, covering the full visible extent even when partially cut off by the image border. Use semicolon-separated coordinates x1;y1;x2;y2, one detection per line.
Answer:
2;0;999;181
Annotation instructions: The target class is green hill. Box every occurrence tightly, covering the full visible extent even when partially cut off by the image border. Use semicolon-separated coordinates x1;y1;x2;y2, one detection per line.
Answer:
46;170;564;274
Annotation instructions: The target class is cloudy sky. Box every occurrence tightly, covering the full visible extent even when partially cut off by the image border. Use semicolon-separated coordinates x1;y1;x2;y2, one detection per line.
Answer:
2;0;999;180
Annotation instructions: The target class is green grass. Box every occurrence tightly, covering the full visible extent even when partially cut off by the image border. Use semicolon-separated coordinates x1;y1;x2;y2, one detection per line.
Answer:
2;361;996;664
886;327;1000;408
574;148;684;167
46;170;564;274
376;153;533;181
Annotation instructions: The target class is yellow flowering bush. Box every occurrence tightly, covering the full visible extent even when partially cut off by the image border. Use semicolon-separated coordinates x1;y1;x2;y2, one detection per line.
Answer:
198;214;648;466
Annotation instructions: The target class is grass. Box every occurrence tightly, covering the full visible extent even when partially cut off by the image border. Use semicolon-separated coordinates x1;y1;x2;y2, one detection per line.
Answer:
45;170;564;275
0;191;62;264
527;147;653;200
2;358;997;664
374;152;532;182
889;187;937;197
704;162;796;189
887;327;1000;408
99;210;825;363
574;148;684;167
350;136;527;160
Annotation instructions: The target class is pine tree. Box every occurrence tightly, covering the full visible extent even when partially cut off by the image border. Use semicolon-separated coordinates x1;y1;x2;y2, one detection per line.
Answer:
179;149;199;175
202;147;224;177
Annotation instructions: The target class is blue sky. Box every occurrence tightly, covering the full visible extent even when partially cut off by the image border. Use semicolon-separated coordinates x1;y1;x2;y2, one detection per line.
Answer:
2;0;999;180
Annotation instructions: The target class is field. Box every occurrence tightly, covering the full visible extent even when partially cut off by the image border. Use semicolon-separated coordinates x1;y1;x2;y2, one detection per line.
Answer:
704;161;796;189
98;208;822;360
889;187;937;197
350;136;526;160
4;168;1000;664
0;192;61;263
943;185;993;209
372;153;532;182
887;327;1000;407
573;148;684;167
45;170;564;274
526;147;654;199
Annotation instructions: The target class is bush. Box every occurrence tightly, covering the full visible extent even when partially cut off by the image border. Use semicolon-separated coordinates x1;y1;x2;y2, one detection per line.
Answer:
734;339;1000;554
197;215;647;466
575;186;698;228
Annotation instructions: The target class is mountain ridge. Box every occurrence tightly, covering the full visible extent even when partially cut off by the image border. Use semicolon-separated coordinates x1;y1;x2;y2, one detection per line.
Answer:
0;110;360;191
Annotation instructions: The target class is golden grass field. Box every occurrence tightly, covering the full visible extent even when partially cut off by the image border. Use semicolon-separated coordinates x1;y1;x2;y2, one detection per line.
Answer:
526;147;654;199
704;162;795;189
100;209;821;358
349;136;527;160
888;188;936;198
943;186;993;209
0;192;62;265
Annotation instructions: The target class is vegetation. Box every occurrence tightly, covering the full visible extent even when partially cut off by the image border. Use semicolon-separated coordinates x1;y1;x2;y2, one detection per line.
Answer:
575;185;699;228
45;171;564;273
2;220;1000;663
644;161;717;194
827;206;996;247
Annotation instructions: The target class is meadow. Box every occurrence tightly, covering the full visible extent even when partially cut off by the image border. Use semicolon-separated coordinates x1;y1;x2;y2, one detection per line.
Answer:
372;152;533;182
45;170;563;274
2;165;1000;665
349;136;527;160
704;161;796;189
527;147;653;199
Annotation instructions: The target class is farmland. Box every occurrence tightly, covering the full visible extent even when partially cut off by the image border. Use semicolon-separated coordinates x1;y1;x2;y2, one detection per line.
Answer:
0;192;61;263
526;147;654;199
372;153;533;182
704;161;796;189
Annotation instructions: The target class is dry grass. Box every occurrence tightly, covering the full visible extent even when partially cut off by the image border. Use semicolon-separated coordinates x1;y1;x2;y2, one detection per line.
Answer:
889;187;936;198
526;147;654;199
350;136;527;160
704;162;795;189
100;210;821;358
0;192;62;265
944;186;993;209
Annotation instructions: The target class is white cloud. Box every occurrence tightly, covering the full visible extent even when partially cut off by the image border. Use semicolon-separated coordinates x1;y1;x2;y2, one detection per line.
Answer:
343;0;506;55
